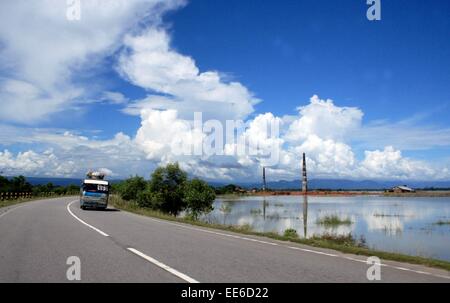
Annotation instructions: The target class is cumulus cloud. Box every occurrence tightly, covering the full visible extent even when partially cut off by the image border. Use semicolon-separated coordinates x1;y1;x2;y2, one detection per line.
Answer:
0;0;184;123
224;113;284;168
285;95;363;142
358;146;436;180
118;28;259;121
0;149;77;177
291;135;356;178
135;109;204;162
0;127;152;178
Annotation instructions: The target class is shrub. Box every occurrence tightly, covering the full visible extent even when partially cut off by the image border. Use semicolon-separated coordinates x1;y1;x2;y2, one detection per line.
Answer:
149;163;187;215
184;179;216;220
119;176;147;201
284;228;299;239
136;189;164;209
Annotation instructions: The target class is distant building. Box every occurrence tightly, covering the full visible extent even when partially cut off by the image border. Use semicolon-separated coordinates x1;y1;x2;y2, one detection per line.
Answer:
391;185;416;193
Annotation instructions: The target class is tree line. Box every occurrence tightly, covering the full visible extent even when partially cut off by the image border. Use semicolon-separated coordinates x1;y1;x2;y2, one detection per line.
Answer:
113;163;216;219
0;175;79;195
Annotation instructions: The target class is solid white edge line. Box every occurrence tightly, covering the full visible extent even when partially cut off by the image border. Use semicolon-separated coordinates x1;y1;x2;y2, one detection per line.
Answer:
67;200;109;237
127;248;199;283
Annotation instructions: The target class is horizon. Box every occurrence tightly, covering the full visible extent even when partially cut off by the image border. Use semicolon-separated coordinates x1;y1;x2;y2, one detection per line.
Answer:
4;175;450;190
1;1;450;182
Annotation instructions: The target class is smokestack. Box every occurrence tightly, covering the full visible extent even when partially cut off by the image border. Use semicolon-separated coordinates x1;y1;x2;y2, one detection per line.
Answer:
302;153;308;194
262;167;267;191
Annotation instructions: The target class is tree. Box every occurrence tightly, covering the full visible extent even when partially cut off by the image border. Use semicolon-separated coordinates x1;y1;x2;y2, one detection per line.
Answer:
0;176;10;193
119;176;147;201
44;182;55;192
149;163;187;215
136;188;163;209
10;176;32;192
184;179;216;220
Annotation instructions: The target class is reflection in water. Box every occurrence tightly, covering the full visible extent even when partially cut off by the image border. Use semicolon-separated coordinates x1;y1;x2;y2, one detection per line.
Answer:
366;214;404;236
263;198;266;220
303;195;308;238
209;195;450;261
219;202;232;225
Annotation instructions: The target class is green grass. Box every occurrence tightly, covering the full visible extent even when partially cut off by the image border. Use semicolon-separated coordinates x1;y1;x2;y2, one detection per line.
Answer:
316;215;353;227
283;228;298;239
110;195;450;271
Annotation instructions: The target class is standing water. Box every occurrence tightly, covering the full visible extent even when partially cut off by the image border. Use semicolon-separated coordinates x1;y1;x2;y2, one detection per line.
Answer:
202;195;450;261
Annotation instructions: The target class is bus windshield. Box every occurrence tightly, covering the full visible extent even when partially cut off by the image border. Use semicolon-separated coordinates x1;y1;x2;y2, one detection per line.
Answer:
82;183;109;193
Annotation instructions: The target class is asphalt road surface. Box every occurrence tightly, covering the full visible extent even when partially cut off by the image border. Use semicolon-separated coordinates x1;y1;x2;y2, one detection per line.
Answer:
0;197;449;283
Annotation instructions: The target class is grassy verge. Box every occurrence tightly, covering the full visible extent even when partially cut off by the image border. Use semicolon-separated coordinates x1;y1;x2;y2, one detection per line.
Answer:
0;195;76;209
110;195;450;271
316;215;352;227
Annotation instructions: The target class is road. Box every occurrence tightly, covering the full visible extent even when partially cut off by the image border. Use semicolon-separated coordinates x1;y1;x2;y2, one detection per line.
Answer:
0;197;449;283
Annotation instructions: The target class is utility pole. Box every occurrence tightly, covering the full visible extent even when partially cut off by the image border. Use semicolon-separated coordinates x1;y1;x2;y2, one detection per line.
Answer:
302;153;308;194
262;166;267;192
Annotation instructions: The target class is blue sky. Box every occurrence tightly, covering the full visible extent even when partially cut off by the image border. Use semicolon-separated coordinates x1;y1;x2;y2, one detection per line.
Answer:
0;0;449;181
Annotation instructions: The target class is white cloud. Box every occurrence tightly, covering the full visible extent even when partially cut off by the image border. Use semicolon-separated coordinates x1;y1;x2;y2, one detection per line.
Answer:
100;91;129;105
0;149;78;177
358;146;436;180
285;95;363;142
2;91;450;181
135;109;204;162
291;135;356;178
0;126;150;178
0;0;184;123
118;28;259;121
224;113;284;168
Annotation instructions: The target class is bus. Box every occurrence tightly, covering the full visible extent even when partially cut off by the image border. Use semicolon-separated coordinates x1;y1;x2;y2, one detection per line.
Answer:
80;178;110;210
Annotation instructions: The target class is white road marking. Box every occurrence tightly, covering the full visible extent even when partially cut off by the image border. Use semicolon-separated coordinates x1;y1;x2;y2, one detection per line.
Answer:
127;248;199;283
133;214;450;280
67;200;109;237
288;246;338;257
0;204;26;219
67;200;198;282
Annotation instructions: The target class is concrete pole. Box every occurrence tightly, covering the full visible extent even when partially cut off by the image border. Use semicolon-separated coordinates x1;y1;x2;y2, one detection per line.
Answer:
302;153;308;194
262;166;266;192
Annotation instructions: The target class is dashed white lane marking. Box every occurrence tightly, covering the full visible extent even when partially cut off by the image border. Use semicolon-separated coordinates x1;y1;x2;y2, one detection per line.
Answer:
67;200;198;282
0;204;26;219
127;248;199;283
67;200;109;237
136;215;450;280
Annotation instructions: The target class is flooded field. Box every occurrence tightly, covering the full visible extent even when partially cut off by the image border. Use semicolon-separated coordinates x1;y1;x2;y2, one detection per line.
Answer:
203;195;450;261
